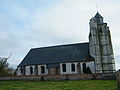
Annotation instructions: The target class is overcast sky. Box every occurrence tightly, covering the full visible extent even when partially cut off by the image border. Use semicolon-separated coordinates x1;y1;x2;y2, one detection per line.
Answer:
0;0;120;70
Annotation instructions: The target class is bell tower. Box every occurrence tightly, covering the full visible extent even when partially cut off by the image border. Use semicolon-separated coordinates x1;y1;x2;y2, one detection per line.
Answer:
89;12;115;73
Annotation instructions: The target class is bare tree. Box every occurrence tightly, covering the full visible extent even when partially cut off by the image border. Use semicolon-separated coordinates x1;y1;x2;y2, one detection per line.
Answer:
0;53;14;77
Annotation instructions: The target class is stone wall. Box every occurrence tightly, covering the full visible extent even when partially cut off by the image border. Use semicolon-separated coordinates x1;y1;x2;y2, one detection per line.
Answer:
0;73;116;81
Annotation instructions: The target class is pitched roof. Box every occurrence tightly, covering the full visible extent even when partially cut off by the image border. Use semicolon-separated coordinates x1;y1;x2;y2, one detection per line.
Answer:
18;42;93;67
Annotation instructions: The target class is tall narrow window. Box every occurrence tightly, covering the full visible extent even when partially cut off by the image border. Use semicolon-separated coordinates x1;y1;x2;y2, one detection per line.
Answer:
41;66;45;74
62;64;66;72
99;27;102;36
20;66;23;74
83;63;86;73
30;66;33;74
71;64;75;72
35;65;38;75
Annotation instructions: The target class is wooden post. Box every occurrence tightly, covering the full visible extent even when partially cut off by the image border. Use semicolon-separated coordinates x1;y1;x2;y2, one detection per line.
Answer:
116;69;120;90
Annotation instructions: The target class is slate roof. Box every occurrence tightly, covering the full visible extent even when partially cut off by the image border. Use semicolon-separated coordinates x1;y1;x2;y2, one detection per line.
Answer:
94;12;103;18
18;42;93;67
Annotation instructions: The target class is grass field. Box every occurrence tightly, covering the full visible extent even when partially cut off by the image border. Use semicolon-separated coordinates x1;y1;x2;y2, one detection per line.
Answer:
0;80;117;90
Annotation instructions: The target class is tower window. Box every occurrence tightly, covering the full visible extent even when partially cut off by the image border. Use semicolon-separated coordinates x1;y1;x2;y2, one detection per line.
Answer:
62;64;66;72
99;27;102;32
71;64;75;72
41;66;45;74
30;66;33;74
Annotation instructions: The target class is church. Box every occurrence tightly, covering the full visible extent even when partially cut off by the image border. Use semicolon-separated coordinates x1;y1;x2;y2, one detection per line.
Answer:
16;12;115;76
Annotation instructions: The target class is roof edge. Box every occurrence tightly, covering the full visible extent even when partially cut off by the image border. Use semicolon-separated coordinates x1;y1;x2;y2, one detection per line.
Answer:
31;42;89;50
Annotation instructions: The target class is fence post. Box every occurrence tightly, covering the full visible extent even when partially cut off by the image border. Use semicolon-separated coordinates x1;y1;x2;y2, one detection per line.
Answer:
117;69;120;90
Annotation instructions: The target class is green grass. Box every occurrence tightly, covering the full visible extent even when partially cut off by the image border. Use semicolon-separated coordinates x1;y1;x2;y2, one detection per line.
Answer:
0;80;117;90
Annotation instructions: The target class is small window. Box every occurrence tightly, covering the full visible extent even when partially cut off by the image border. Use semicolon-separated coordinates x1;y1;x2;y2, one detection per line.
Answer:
41;66;45;74
30;66;33;74
71;64;75;72
62;64;66;72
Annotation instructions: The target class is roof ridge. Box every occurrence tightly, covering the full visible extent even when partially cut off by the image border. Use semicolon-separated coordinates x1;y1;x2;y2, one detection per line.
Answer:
31;42;89;50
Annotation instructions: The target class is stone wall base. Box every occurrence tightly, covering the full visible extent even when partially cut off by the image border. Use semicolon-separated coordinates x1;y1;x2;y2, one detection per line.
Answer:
0;73;116;81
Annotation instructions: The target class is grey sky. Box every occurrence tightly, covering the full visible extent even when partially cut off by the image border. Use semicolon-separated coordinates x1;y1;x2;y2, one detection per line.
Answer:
0;0;120;70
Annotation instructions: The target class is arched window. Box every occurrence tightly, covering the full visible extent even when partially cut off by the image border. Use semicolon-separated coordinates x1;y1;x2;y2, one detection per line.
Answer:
83;63;86;73
99;27;102;35
20;66;23;74
71;64;75;72
30;66;33;74
62;64;66;72
41;66;45;74
20;66;25;75
35;65;38;75
99;27;102;32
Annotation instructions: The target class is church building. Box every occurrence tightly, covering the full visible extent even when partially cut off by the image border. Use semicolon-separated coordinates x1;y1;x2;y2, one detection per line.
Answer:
16;12;115;76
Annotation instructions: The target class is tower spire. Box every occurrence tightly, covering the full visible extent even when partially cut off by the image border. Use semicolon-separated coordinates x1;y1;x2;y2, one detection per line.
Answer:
94;12;103;24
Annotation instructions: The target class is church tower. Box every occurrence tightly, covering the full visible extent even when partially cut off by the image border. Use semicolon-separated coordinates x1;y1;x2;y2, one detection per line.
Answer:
89;12;115;73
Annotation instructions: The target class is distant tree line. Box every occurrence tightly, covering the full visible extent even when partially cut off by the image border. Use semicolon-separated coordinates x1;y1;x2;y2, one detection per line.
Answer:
0;57;14;77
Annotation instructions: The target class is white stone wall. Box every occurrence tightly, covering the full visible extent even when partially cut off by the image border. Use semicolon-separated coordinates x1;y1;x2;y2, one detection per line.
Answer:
17;65;48;76
25;65;48;75
25;66;30;75
60;62;77;74
16;61;95;76
60;61;95;74
25;65;36;75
